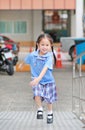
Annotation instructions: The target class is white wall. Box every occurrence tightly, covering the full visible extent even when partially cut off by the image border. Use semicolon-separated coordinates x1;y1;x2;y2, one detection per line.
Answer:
75;0;83;37
0;10;42;42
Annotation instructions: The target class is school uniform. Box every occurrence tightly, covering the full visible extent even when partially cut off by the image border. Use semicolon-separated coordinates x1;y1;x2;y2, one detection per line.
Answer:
24;50;57;103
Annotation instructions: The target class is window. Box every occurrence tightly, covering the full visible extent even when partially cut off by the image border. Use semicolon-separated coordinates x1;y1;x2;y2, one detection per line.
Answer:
0;21;13;33
43;10;70;42
0;21;27;34
14;21;27;33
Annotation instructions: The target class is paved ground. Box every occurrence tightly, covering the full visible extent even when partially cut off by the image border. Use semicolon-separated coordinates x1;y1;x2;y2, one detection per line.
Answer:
0;62;85;130
0;63;72;112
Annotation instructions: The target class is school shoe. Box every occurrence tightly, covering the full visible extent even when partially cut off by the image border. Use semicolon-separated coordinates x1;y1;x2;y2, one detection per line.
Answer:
47;113;53;124
37;110;43;119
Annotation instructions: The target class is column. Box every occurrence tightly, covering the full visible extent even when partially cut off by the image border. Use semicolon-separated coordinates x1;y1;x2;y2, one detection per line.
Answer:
76;0;84;37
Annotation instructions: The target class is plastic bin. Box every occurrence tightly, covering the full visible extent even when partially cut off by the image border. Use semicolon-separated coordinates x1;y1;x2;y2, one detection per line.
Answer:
74;38;85;64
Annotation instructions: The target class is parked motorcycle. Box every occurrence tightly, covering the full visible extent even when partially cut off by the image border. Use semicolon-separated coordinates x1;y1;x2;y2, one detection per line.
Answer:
6;44;18;66
0;46;14;75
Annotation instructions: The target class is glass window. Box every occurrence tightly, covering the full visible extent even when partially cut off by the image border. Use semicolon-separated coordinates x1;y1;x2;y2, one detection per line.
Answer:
14;21;27;33
0;21;12;33
6;21;12;33
0;21;6;33
0;21;27;34
43;10;70;42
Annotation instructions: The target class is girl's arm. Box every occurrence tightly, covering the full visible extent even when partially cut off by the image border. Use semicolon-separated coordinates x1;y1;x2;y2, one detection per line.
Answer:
18;61;25;70
19;53;31;70
29;66;48;86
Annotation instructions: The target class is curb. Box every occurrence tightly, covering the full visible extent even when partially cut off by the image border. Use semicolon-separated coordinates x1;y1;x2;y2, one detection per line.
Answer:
15;61;30;72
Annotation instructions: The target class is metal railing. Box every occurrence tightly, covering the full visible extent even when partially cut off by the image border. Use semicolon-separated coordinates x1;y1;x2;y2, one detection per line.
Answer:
72;52;85;121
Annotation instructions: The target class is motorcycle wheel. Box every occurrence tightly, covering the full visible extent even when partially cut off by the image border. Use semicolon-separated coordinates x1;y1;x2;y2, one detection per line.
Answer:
13;56;18;66
6;61;14;75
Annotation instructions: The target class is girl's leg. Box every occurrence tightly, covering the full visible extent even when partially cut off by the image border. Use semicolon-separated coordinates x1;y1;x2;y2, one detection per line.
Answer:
47;103;52;112
47;103;53;124
35;96;42;109
35;96;43;119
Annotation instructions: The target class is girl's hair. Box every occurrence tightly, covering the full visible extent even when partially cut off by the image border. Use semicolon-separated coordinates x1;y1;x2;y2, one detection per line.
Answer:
35;33;56;65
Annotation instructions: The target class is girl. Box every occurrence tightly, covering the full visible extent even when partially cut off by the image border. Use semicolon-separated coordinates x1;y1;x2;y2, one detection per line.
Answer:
20;33;57;124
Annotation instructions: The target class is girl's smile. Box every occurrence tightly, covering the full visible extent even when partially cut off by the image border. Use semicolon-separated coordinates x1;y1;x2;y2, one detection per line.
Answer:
38;38;51;55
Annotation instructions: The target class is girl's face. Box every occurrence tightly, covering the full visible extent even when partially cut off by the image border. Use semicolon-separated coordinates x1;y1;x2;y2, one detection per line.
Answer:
38;38;52;55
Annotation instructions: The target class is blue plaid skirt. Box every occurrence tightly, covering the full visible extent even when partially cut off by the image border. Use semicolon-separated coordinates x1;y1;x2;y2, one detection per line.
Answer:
32;82;57;103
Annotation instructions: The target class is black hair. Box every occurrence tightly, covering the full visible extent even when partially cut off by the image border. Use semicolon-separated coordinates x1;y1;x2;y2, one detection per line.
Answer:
35;33;56;65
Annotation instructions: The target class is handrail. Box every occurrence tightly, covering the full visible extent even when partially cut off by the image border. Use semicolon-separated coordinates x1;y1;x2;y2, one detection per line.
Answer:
72;51;85;121
73;51;85;77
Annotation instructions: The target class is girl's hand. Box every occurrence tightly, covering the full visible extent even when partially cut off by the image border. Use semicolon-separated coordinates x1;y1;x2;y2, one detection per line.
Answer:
18;62;24;70
29;66;48;87
29;77;40;87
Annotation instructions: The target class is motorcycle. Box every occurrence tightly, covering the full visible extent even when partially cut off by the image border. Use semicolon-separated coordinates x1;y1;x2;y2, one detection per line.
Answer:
5;43;18;66
0;45;14;75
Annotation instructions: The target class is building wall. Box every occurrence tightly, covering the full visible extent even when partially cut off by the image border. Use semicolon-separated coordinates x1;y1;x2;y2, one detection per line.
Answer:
71;11;76;37
0;0;76;10
0;10;76;42
0;10;42;42
33;11;42;41
1;0;82;42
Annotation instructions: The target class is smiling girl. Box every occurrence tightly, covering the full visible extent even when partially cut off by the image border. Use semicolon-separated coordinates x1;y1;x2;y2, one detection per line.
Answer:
20;33;57;124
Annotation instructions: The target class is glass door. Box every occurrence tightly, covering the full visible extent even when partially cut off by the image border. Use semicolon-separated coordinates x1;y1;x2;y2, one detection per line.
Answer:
43;10;70;43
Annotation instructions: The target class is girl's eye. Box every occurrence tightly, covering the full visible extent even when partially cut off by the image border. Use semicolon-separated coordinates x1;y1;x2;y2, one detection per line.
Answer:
40;43;50;47
41;44;44;46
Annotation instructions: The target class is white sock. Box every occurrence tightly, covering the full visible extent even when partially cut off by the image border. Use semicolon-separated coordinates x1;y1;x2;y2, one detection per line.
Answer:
48;111;53;115
38;107;43;111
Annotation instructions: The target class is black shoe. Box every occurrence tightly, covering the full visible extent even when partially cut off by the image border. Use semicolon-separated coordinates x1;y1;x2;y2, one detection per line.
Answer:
47;114;53;124
37;110;43;119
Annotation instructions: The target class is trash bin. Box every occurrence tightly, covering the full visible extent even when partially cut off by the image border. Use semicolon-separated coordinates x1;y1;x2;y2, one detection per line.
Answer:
74;38;85;64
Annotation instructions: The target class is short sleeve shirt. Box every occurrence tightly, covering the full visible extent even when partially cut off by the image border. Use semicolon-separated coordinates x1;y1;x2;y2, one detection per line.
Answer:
24;50;55;84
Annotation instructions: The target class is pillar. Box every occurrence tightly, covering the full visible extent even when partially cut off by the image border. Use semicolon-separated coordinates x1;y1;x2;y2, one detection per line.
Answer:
76;0;84;37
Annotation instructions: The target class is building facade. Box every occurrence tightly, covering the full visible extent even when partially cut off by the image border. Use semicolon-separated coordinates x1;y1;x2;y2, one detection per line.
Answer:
0;0;84;43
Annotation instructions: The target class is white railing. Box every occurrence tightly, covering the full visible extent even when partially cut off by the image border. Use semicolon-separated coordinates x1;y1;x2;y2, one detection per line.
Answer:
72;52;85;121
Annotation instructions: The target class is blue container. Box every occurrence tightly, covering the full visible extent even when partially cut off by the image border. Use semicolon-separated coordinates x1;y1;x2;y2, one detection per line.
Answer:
74;38;85;64
12;44;17;51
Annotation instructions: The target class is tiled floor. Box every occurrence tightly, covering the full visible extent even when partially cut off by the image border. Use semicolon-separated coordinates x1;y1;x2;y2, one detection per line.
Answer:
0;111;84;130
